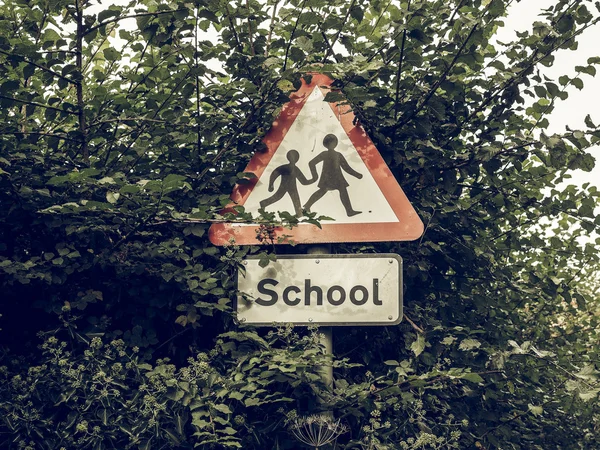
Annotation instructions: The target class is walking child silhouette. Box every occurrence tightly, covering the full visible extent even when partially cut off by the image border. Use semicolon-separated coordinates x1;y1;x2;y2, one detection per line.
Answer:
303;134;363;217
259;149;312;216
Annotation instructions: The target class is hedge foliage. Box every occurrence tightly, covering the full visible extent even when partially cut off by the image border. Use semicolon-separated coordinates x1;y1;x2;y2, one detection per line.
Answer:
1;0;600;448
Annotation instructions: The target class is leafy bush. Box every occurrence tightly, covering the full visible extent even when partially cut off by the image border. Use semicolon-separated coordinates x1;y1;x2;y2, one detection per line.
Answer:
2;0;600;448
0;324;331;449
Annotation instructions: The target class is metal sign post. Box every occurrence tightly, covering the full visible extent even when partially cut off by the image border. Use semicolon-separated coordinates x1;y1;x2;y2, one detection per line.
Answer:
306;245;333;389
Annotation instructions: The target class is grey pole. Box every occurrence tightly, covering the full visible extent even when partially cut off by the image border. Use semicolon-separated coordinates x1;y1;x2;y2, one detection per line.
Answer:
306;244;333;389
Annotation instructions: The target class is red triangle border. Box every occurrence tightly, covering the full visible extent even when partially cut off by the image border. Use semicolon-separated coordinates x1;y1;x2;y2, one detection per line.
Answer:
209;74;424;245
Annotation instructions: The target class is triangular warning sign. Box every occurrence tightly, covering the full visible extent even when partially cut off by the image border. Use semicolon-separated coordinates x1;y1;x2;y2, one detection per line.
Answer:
209;74;424;245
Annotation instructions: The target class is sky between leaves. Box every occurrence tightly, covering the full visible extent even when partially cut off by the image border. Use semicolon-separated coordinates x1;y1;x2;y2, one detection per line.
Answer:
87;0;600;190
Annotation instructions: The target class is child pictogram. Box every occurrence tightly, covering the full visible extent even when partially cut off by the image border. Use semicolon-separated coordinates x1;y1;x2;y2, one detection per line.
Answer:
259;150;312;216
303;134;363;217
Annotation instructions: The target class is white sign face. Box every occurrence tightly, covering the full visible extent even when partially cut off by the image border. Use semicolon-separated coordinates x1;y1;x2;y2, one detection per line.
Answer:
237;254;402;326
208;74;425;246
242;88;398;224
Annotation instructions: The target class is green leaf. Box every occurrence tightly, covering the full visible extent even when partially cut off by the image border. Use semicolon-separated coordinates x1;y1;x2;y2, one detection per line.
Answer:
244;398;261;407
585;114;596;128
528;404;543;416
23;64;35;79
103;48;120;61
579;388;600;402
459;338;482;351
229;391;244;401
350;5;364;22
460;372;484;383
533;85;546;98
61;65;77;76
98;9;121;23
0;80;19;94
213;404;232;414
106;192;120;204
410;334;425;357
441;336;457;345
545;82;560;97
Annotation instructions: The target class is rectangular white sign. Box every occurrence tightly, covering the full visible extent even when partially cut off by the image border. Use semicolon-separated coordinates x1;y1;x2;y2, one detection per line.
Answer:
237;254;402;326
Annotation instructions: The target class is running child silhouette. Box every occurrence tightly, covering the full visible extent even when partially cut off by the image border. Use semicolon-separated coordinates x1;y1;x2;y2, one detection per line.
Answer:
303;133;363;217
259;149;311;216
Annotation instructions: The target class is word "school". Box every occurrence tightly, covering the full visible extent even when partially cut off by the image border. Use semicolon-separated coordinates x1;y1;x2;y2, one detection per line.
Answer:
254;278;384;307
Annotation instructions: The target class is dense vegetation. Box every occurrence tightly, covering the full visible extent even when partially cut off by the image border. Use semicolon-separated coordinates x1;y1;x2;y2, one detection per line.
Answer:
1;0;599;448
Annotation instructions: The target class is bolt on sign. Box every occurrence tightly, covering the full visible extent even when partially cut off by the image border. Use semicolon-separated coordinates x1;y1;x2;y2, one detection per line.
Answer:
237;254;402;326
209;73;424;245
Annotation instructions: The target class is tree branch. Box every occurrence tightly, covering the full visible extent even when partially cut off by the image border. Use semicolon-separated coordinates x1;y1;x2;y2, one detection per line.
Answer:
457;16;600;139
84;8;188;36
195;8;202;159
264;0;280;57
87;117;167;128
283;0;308;71
309;7;340;63
122;69;193;173
0;94;77;115
403;313;424;334
224;3;243;53
75;0;88;162
0;49;78;86
0;131;78;142
394;0;411;120
246;0;255;56
397;24;478;128
322;0;357;63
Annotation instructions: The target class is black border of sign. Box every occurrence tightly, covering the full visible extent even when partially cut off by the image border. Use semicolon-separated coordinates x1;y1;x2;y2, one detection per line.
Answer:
235;253;403;327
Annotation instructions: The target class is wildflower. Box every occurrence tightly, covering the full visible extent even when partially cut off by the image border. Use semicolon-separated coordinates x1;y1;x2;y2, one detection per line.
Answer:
234;415;245;425
289;415;348;449
90;337;102;349
76;420;88;433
